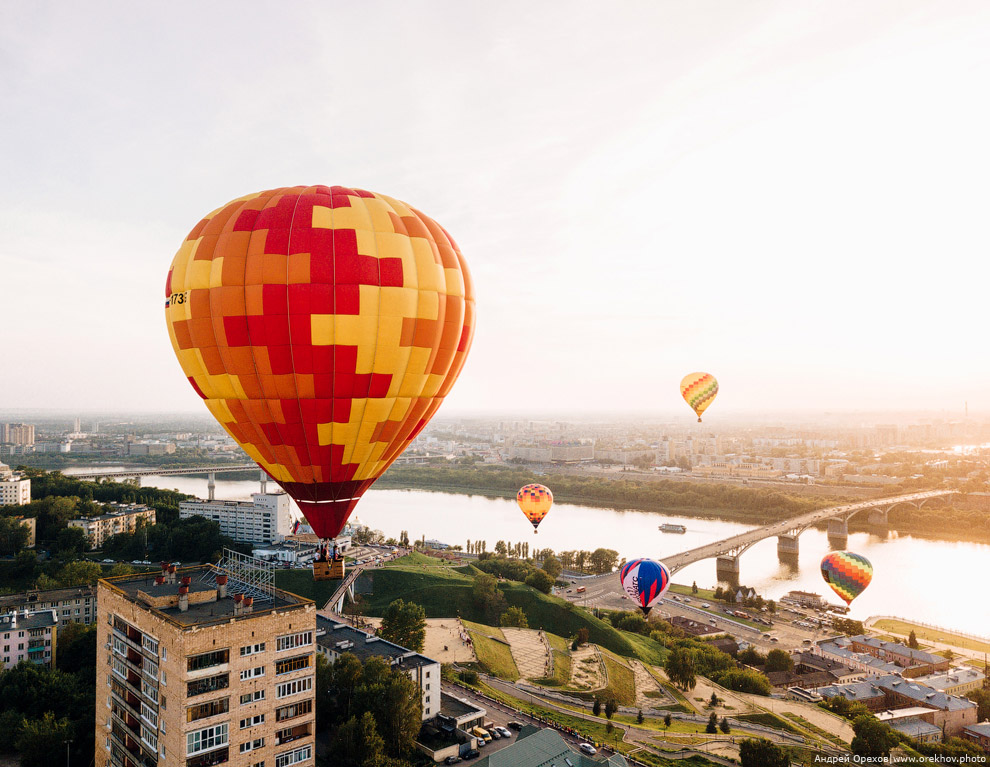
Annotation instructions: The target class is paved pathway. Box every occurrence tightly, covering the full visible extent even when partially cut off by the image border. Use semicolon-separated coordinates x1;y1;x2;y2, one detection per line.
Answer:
569;644;605;691
501;628;552;680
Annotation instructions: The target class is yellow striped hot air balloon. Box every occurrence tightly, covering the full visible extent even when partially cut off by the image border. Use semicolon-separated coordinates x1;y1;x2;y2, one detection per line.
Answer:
680;372;718;422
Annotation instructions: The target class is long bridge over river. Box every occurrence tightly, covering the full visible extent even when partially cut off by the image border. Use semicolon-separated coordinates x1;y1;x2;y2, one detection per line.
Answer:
583;488;957;584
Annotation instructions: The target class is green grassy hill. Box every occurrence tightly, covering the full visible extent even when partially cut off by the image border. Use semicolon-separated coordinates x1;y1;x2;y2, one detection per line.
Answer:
358;554;668;665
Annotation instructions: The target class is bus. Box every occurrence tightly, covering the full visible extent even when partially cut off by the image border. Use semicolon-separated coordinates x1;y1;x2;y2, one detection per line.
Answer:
576;586;586;594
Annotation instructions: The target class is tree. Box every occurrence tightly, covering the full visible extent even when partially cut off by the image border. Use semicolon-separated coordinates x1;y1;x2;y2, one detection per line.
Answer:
330;652;364;723
711;669;771;696
709;691;719;708
850;714;900;758
767;600;776;614
908;630;919;649
665;648;696;691
15;712;73;766
542;554;562;579
0;516;30;555
55;560;101;587
525;569;554;594
56;622;97;679
719;717;731;734
379;599;426;652
738;646;765;666
764;648;794;673
739;738;789;767
968;688;990;722
604;698;617;719
362;663;423;757
706;712;718;733
54;526;88;557
472;572;507;621
637;709;644;724
575;628;589;647
332;711;386;767
663;712;672;731
495;540;507;556
692;581;698;594
593;698;602;716
588;548;619;574
499;607;529;628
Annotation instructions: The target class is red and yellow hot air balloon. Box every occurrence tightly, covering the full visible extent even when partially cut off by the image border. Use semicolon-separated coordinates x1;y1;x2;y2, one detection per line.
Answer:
165;185;475;547
680;372;718;422
517;484;553;533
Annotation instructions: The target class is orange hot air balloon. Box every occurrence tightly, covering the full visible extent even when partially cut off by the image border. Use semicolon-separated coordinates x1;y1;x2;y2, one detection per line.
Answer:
517;484;553;533
165;185;475;541
680;372;718;422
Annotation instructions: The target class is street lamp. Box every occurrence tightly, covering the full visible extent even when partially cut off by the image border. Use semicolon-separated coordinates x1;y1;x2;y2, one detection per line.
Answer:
66;738;72;767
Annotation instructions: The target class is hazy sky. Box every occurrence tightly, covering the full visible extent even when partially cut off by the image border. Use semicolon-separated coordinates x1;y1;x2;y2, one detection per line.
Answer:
3;1;990;417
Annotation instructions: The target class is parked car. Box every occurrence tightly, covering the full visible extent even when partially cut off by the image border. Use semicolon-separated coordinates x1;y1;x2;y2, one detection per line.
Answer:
463;750;480;760
701;603;711;608
102;558;115;563
507;721;524;730
444;757;462;765
579;743;597;755
495;726;512;738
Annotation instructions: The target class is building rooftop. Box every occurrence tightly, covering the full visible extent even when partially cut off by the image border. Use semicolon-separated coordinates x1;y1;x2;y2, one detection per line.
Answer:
101;565;311;628
877;675;976;711
888;718;942;739
476;726;627;766
819;640;902;674
439;691;485;721
0;585;96;610
316;616;437;669
818;680;887;703
0;609;58;632
851;635;946;666
877;707;939;721
964;723;990;738
914;667;985;691
70;502;153;523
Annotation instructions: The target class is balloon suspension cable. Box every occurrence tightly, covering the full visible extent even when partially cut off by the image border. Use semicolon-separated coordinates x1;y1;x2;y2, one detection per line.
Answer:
640;605;652;617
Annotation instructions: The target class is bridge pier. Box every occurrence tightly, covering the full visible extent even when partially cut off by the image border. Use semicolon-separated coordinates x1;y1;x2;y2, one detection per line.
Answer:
260;470;268;494
777;533;799;561
867;508;889;526
208;472;216;501
715;555;740;587
827;518;848;548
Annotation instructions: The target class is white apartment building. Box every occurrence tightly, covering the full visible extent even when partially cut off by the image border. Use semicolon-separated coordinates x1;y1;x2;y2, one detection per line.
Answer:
179;493;293;544
69;503;157;549
0;461;31;505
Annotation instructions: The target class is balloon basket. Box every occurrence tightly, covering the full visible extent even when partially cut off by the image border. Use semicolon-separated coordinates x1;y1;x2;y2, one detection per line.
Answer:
314;558;345;581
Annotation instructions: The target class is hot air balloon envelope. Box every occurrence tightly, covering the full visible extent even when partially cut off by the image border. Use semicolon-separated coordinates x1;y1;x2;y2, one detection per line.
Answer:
820;551;873;605
620;558;671;615
517;484;553;533
165;185;476;539
680;372;718;422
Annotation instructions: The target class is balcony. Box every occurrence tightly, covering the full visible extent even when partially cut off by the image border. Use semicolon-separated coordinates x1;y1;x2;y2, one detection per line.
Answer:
275;722;312;746
185;747;229;767
109;720;157;767
113;625;146;656
110;688;146;724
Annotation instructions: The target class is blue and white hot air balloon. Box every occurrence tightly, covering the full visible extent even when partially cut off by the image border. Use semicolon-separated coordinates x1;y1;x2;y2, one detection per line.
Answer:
619;558;671;616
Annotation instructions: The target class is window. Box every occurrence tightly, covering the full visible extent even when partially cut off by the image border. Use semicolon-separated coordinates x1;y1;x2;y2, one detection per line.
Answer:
241;666;265;681
142;679;159;704
142;635;159;656
187;723;229;756
140;702;158;728
187;649;230;672
240;643;266;657
144;658;159;679
186;698;229;722
240;714;265;729
187;673;229;698
162;647;167;661
275;700;312;722
112;657;127;679
275;745;312;767
240;690;266;705
276;676;313;699
275;655;310;675
240;738;265;753
112;636;127;657
141;725;157;751
276;632;312;652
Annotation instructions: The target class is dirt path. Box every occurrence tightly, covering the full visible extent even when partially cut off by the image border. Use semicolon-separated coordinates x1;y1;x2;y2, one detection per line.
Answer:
501;628;551;680
687;676;757;717
569;644;605;691
737;693;854;742
630;659;666;706
349;616;477;664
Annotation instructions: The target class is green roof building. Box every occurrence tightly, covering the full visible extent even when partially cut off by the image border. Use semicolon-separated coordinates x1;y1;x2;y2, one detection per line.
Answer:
476;726;627;766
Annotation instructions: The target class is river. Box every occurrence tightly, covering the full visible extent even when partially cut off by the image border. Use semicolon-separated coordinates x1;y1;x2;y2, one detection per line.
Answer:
70;469;990;636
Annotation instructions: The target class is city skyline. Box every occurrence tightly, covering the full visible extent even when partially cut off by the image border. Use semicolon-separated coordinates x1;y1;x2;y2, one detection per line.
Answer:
4;2;990;415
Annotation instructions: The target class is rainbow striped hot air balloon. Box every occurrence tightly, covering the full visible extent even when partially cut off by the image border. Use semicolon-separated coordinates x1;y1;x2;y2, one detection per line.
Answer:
517;484;553;533
619;558;671;616
680;372;718;422
820;551;873;605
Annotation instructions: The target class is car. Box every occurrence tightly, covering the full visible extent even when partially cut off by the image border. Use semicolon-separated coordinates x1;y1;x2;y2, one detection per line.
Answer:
507;721;524;730
671;595;681;602
131;559;143;564
489;729;501;739
762;633;771;639
621;595;627;599
566;589;572;593
102;558;115;563
709;618;718;625
770;637;779;643
802;639;812;645
701;603;711;608
463;750;480;760
495;727;512;738
683;597;692;604
579;743;597;755
444;757;462;764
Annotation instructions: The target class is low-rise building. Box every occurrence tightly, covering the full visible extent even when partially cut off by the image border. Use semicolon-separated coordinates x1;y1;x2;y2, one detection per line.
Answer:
10;515;36;546
877;708;943;743
963;722;990;752
913;667;985;696
849;636;950;677
476;725;627;766
69;503;156;549
0;461;31;506
180;493;293;544
1;609;58;669
316;616;441;720
816;638;904;676
0;585;97;630
784;590;828;609
670;616;721;637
